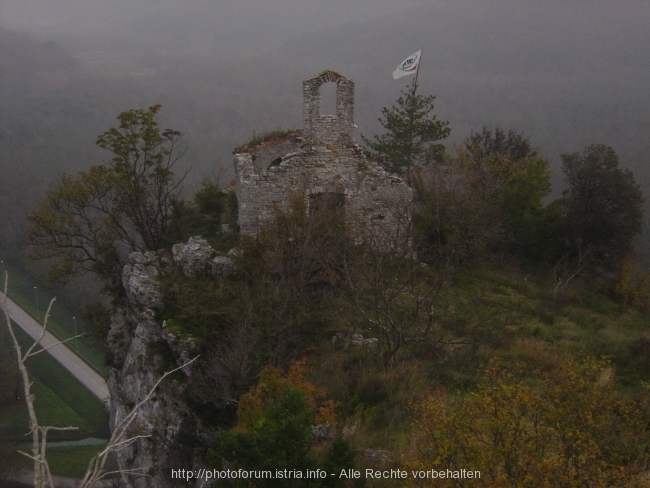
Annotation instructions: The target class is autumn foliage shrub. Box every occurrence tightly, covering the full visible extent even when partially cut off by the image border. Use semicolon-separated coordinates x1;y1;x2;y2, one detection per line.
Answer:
234;359;338;431
410;358;650;487
207;360;358;488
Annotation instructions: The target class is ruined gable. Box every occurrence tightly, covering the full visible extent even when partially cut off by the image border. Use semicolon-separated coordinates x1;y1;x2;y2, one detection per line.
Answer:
235;70;413;248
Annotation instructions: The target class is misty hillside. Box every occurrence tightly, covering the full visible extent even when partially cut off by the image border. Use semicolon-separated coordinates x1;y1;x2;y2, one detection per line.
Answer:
2;3;650;485
1;0;649;265
0;0;431;59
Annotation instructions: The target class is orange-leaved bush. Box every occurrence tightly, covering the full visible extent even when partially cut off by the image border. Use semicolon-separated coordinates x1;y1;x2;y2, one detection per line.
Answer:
208;360;355;488
236;358;338;432
409;358;650;487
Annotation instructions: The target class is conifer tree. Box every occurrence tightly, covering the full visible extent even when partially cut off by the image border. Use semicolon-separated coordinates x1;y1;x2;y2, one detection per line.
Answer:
362;78;450;184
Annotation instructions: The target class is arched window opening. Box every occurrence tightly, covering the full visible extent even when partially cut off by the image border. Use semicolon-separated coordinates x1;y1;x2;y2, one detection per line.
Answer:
267;157;282;170
320;82;337;116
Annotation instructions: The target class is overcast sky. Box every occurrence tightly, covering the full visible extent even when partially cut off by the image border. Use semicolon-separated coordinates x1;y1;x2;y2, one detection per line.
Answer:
0;0;429;51
2;0;648;182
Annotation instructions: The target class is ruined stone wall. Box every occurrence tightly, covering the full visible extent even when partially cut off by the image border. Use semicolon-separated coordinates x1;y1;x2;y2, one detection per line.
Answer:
236;144;412;243
235;70;412;247
247;133;303;173
303;70;354;146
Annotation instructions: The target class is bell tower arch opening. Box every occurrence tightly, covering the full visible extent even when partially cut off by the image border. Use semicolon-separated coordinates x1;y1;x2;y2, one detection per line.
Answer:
303;70;355;146
320;82;337;115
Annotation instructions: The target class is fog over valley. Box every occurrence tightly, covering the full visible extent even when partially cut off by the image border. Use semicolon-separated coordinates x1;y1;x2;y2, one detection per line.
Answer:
1;0;649;263
2;3;650;485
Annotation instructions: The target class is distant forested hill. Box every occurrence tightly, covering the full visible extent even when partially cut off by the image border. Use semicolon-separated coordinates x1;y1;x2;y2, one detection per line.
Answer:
1;0;648;267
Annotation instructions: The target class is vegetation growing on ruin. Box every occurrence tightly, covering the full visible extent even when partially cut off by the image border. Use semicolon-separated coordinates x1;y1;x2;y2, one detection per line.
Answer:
14;92;649;485
236;128;300;152
150;131;650;486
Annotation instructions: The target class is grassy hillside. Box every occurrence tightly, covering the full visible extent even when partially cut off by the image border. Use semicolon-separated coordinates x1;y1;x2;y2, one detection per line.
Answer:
0;325;109;444
14;444;116;479
194;243;649;486
272;266;649;488
2;261;106;374
0;323;109;480
305;265;649;451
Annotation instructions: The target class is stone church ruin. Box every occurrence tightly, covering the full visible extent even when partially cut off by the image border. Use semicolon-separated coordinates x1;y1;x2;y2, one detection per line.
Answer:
234;70;413;247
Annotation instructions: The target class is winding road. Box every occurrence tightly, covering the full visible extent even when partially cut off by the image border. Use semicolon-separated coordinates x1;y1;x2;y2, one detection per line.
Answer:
2;295;110;404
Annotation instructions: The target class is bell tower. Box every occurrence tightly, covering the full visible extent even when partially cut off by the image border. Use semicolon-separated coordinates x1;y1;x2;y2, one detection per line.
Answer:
302;70;355;146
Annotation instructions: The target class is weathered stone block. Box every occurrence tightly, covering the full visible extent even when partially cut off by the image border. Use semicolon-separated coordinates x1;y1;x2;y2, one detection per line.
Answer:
123;253;163;311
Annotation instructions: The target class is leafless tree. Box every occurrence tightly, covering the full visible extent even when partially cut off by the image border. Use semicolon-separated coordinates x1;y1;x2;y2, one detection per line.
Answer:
332;193;444;366
78;356;197;488
1;272;197;487
553;238;595;303
1;276;78;488
413;157;503;268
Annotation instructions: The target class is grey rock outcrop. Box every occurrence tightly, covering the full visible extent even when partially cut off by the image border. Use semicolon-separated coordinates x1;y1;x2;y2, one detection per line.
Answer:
211;256;235;280
311;422;335;441
331;332;379;348
108;251;209;488
359;449;392;462
172;236;214;276
122;251;167;311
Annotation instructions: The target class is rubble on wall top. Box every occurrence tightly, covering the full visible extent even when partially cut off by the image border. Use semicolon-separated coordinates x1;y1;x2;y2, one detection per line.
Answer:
317;69;340;76
234;129;303;154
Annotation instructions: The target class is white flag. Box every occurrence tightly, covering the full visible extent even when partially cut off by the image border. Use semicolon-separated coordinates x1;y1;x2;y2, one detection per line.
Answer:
393;50;422;79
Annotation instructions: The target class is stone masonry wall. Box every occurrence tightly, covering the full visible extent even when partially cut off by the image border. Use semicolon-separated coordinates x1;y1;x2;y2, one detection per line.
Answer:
303;70;355;146
235;70;412;247
246;132;303;173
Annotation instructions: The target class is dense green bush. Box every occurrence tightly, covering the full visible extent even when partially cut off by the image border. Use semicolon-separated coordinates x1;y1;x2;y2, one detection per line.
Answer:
207;363;359;488
560;144;644;271
164;183;238;251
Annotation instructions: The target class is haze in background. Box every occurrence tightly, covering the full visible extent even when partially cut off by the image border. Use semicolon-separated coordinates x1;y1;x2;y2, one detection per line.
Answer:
1;0;649;269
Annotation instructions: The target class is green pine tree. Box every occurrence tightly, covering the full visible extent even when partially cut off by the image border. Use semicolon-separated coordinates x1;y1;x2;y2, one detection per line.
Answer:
362;78;450;184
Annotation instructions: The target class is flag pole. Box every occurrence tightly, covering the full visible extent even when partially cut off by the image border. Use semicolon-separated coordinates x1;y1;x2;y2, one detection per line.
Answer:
414;46;423;93
407;47;423;185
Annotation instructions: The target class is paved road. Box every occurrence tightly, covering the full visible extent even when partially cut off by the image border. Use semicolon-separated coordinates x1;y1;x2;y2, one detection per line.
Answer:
3;295;110;404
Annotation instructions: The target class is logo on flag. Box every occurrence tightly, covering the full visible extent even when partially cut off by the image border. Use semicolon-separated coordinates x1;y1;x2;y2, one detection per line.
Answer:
393;50;422;79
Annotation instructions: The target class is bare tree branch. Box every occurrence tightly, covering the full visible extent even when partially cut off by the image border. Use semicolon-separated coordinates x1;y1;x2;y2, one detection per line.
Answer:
27;333;86;357
2;271;198;487
78;355;199;488
23;298;56;359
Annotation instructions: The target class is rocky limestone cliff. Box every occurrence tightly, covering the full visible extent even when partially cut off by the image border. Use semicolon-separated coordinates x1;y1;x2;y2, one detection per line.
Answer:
107;245;228;488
